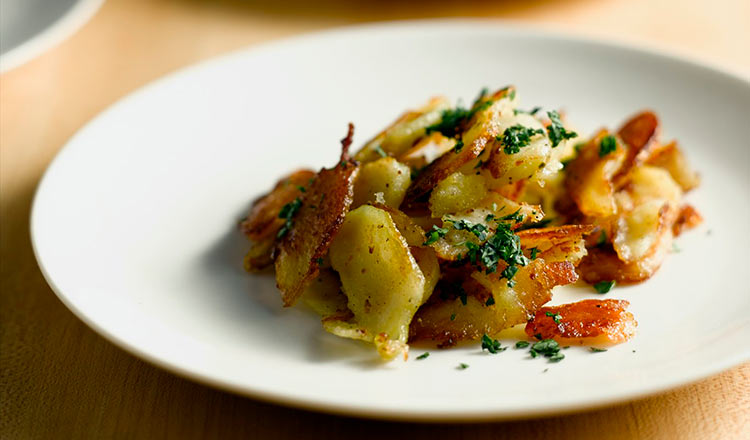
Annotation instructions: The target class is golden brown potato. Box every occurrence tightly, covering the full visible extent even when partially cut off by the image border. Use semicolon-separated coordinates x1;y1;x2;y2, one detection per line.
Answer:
673;204;703;236
409;260;577;345
524;299;637;346
565;130;627;218
577;232;671;284
352;157;411;208
613;110;659;186
646;140;701;191
517;224;595;264
240;169;315;271
398;131;457;169
429;172;488;217
275;125;359;306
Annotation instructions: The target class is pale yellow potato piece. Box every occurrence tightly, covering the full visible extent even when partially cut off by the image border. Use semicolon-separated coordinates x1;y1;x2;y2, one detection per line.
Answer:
329;205;426;359
626;165;682;206
355;97;451;163
613;200;667;263
398;132;457;169
429;172;488;217
352;157;411;208
410;246;440;304
486;113;552;185
301;268;348;318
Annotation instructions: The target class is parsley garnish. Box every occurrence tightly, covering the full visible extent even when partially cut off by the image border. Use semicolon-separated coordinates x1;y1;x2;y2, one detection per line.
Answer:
498;125;544;154
590;347;608;352
596;230;607;246
530;247;539;260
481;334;506;354
426;92;493;138
277;197;303;238
485;296;495;306
594;280;615;293
546;110;578;148
530;339;564;362
474;159;485;169
423;225;449;245
448;218;488;241
500;208;524;223
599;135;617;157
458;363;469;370
416;352;430;360
515;341;530;348
450;313;456;321
514;106;542;116
516;219;552;231
453;139;464;153
374;145;387;158
545;311;562;324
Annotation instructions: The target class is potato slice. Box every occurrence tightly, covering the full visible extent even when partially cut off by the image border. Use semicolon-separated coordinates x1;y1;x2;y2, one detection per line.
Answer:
524;299;637;346
352;157;411;208
241;169;315;271
329;205;427;359
613;111;659;186
578;233;672;284
485;113;551;185
429;172;488;217
275;125;359;306
409;260;577;345
301;268;348;318
565;130;627;218
646;140;701;191
398;131;457;169
354;96;451;163
517;224;595;264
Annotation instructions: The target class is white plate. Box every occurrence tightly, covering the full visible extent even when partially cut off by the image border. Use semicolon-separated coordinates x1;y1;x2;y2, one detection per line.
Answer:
31;21;750;421
0;0;103;73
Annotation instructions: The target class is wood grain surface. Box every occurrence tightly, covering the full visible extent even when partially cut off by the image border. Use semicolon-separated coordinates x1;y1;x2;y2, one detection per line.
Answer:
1;0;749;438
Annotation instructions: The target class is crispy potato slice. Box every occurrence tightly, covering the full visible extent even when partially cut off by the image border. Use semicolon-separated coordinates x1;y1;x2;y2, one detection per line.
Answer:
646;140;701;191
613;201;669;263
402;136;487;209
524;299;636;346
275;125;359;306
301;268;348;318
673;204;703;236
429;172;488;217
485;113;551;185
578;233;671;284
517;224;595;264
398;131;457;169
241;169;316;271
613;111;659;186
409;260;576;345
565;130;627;218
329;205;427;360
370;203;426;246
352;157;411;208
354;97;451;163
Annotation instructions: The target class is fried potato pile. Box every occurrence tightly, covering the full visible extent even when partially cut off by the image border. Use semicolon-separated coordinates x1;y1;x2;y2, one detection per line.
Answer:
240;88;700;360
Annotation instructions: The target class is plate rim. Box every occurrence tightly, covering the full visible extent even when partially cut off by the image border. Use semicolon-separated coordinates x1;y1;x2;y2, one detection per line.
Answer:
30;19;750;422
0;0;105;73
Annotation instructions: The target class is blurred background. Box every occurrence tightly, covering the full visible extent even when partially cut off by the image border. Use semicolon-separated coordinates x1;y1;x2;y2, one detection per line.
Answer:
1;0;748;438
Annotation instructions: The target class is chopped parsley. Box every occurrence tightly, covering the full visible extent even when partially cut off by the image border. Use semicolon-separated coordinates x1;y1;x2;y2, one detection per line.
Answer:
423;225;449;245
590;347;608;353
297;185;306;193
596;230;607;246
416;352;430;360
426;90;494;138
516;218;553;231
276;197;303;238
374;145;387;158
481;334;506;354
453;139;464;153
515;341;530;348
599;135;617;157
546;110;578;148
458;363;469;370
500;208;525;224
448;218;488;241
545;311;562;324
498;124;544;154
514;106;542;116
594;280;616;293
474;159;485;169
457;284;468;305
529;247;539;260
450;313;456;321
530;339;564;362
485;296;495;306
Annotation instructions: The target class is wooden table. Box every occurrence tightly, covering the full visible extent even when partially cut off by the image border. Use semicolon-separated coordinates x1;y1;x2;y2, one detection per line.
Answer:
2;0;749;438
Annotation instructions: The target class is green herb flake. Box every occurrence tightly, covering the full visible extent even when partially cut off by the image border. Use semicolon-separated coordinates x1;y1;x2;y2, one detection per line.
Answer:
548;352;565;363
530;247;539;260
453;139;464;153
599;135;617;157
458;363;469;370
374;145;387;158
481;334;506;354
474;159;485;169
546;110;578;148
545;311;562;324
416;352;430;360
485;296;495;306
423;225;449;245
500;208;524;223
594;280;616;293
534;333;543;340
450;313;456;321
590;347;608;353
515;341;530;349
457;284;468;306
297;185;307;193
277;197;303;238
596;230;607;246
498;124;544;155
